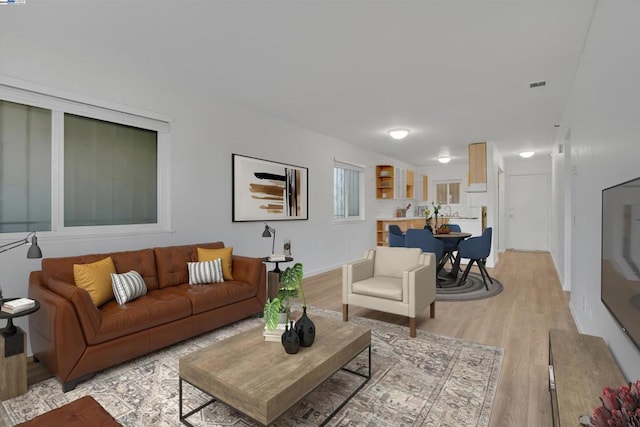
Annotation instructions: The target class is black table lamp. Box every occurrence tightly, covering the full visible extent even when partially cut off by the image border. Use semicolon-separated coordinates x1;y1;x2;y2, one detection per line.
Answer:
0;231;43;258
262;223;276;256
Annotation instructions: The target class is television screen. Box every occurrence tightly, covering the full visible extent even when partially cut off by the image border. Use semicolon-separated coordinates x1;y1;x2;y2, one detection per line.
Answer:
602;176;640;352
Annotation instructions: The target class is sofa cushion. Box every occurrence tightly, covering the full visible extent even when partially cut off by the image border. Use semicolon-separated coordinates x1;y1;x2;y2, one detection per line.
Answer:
352;276;403;301
90;289;192;345
73;257;116;307
187;259;223;284
165;280;256;314
111;249;159;291
42;249;158;291
198;247;233;280
154;242;225;288
111;270;148;305
373;246;422;278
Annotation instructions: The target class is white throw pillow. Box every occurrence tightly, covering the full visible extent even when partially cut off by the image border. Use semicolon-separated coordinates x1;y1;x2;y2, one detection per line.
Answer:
188;258;224;285
111;270;148;305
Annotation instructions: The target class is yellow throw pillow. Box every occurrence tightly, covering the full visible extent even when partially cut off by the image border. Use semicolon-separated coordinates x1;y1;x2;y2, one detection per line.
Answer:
73;256;116;307
197;247;233;280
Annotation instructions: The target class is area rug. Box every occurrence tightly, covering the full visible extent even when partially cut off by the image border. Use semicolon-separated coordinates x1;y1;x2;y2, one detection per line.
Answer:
436;271;504;302
1;308;503;427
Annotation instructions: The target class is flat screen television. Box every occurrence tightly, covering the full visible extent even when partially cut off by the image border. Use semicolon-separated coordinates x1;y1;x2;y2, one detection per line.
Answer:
601;176;640;353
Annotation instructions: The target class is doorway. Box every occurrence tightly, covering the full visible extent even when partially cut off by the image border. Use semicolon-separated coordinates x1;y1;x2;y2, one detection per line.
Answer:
507;173;550;251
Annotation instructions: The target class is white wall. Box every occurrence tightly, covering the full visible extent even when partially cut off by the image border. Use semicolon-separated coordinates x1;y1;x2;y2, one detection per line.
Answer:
0;29;403;344
557;0;640;380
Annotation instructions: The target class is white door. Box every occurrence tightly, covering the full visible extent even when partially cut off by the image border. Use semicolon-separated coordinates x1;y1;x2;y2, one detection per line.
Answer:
507;174;549;251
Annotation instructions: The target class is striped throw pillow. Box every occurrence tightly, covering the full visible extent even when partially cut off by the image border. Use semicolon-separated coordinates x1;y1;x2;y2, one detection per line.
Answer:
188;258;224;285
111;270;148;305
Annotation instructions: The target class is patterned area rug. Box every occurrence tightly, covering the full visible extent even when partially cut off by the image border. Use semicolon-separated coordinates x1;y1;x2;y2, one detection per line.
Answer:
1;308;503;427
436;271;504;301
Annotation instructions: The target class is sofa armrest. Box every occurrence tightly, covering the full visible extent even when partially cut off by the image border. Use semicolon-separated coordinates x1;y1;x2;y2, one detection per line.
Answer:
47;278;102;344
342;258;374;301
28;271;88;384
231;255;266;305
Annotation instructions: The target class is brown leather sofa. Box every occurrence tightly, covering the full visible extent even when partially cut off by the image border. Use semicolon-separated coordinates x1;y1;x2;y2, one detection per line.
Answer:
28;242;266;392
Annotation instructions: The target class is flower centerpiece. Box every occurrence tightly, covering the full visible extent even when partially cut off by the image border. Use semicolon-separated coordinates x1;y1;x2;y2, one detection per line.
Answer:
432;202;441;230
423;207;432;230
591;380;640;427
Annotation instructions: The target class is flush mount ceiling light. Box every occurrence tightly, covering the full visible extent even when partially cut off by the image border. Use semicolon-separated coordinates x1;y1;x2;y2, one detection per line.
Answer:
519;151;535;158
388;129;410;140
437;156;451;164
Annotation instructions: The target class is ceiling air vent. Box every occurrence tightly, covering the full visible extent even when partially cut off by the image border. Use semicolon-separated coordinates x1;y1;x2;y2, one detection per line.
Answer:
530;81;547;88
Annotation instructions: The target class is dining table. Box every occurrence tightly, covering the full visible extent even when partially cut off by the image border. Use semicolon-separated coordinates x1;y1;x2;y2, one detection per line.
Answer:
433;231;472;279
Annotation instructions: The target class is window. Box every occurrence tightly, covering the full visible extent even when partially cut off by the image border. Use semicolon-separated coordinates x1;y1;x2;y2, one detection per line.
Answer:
333;161;364;222
0;101;52;233
0;82;170;235
435;180;461;205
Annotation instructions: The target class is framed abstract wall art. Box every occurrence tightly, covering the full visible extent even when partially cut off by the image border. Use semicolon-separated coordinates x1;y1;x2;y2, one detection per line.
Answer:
232;154;309;222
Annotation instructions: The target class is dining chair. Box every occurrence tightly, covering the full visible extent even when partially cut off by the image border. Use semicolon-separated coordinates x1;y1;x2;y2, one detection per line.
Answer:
442;223;462;266
405;229;445;273
388;224;405;247
388;232;406;247
388;225;404;237
456;227;493;289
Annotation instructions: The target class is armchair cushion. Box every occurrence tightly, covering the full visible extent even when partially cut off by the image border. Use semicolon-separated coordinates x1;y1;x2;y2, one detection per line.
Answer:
373;246;422;278
352;276;403;301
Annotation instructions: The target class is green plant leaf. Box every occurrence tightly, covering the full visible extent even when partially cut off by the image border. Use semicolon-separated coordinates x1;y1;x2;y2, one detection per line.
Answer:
280;263;305;306
263;298;281;331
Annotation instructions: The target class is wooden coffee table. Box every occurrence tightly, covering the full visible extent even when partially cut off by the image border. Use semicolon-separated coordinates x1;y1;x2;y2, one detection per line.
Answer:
179;315;371;426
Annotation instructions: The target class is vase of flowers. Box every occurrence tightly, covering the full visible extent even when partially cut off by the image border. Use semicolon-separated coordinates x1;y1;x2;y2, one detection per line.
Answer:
423;208;432;231
432;202;441;231
591;380;640;427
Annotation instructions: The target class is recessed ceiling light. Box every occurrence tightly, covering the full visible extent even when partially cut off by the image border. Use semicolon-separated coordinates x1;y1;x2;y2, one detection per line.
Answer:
519;151;535;158
388;129;409;140
437;156;451;164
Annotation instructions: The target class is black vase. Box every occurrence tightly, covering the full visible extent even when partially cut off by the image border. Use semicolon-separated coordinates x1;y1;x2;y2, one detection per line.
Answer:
281;321;300;354
295;306;316;347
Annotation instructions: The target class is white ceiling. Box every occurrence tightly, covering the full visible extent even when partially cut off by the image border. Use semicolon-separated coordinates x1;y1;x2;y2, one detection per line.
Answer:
1;0;596;166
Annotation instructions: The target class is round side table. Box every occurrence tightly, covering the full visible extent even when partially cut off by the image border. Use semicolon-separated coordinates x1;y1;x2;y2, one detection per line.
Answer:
261;256;294;274
1;298;41;337
261;257;294;300
1;297;40;400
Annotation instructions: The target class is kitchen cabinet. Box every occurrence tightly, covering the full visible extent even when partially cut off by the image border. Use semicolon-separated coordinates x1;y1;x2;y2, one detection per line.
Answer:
394;167;406;199
376;165;394;199
377;218;426;246
376;165;414;200
422;175;428;201
468;142;487;192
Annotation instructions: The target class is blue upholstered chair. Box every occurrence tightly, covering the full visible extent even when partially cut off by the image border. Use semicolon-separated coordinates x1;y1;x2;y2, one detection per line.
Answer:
388;225;404;236
388;232;406;247
388;224;405;247
442;223;462;265
405;229;445;272
456;227;493;289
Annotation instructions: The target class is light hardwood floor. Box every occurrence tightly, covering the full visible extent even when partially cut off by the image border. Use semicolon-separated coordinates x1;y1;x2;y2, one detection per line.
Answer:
304;250;576;427
26;250;573;426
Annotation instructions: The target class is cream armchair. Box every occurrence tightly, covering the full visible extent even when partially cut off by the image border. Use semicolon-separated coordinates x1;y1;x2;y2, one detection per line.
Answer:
342;246;436;338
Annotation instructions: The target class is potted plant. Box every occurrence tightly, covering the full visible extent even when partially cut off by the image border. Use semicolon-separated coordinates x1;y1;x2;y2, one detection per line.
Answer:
263;265;301;332
263;263;315;347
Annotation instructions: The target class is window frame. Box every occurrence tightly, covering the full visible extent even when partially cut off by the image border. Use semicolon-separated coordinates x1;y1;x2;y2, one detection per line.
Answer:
0;77;172;240
434;179;462;206
333;159;365;224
